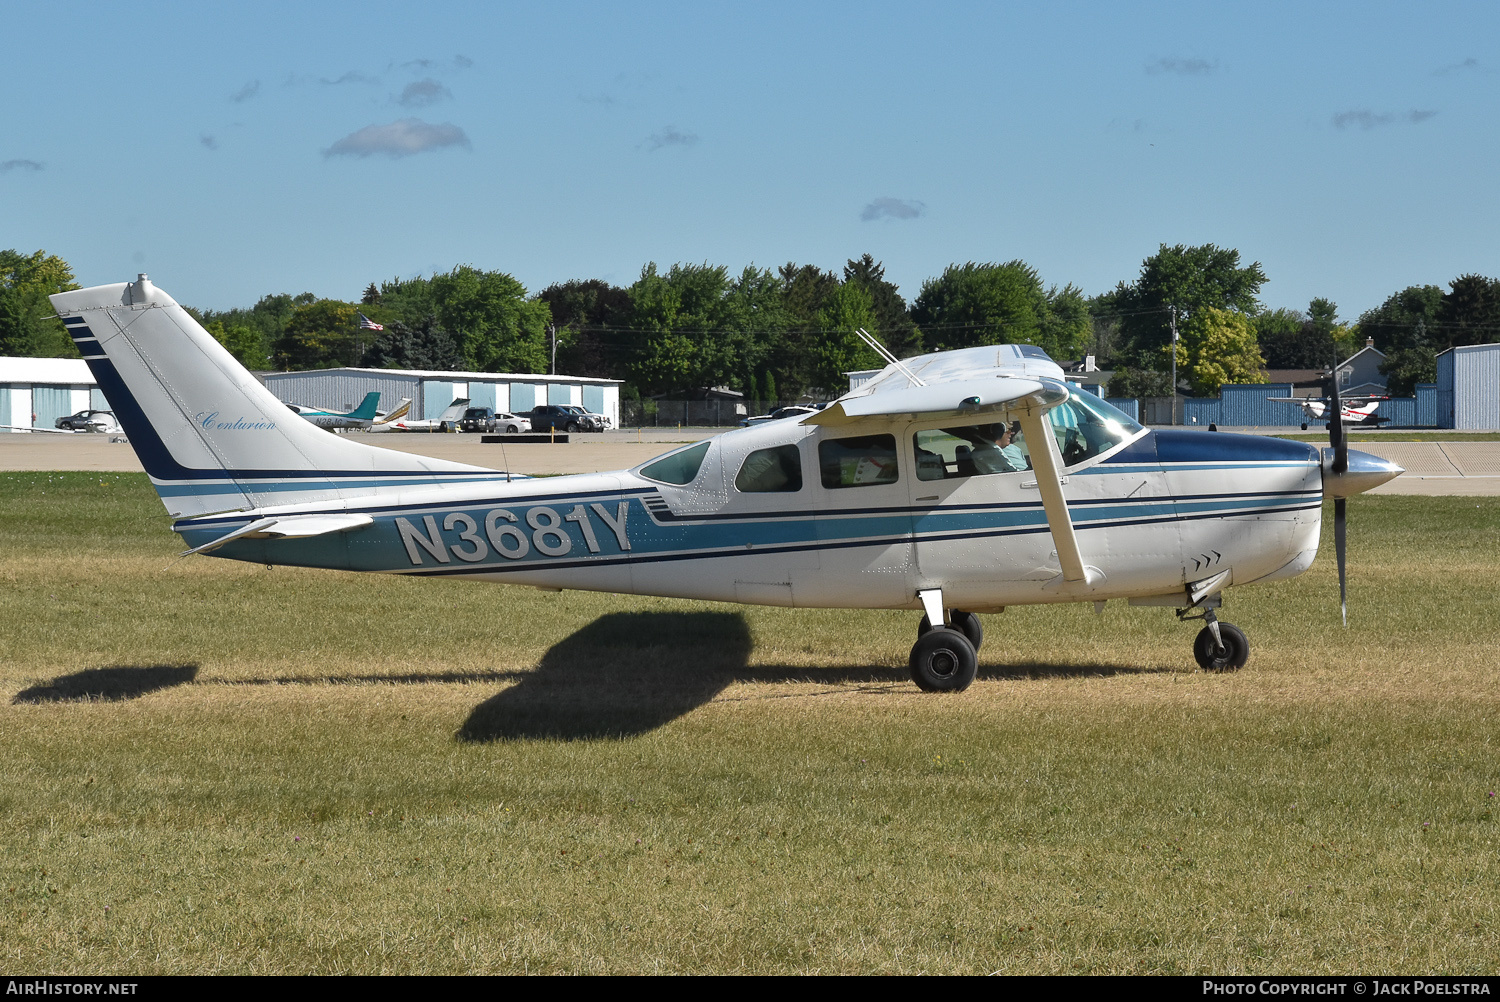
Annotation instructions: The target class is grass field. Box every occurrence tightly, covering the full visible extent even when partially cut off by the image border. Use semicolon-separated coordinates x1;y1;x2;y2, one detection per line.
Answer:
2;472;1498;974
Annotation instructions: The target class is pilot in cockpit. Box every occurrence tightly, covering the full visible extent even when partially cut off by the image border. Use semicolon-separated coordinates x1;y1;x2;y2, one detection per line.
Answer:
967;421;1028;474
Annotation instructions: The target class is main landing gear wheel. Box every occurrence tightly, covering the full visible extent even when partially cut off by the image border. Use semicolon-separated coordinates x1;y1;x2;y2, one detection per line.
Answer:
1193;622;1249;672
917;610;983;651
909;627;979;692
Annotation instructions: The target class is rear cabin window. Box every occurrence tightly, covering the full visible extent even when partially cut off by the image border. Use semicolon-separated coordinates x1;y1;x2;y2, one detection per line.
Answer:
734;445;803;493
640;440;711;485
818;435;899;489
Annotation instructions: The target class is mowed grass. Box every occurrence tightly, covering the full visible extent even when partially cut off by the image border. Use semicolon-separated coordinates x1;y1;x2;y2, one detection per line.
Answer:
1;472;1498;974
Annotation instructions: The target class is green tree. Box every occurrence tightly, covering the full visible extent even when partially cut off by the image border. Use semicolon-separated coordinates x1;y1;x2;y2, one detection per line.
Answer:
1355;285;1443;353
205;320;269;369
1257;299;1354;369
1379;347;1438;396
1106;367;1175;398
0;249;80;357
363;318;464;371
539;279;632;379
1106;244;1267;366
809;281;881;394
429;265;551;373
272;300;361;369
911;261;1091;360
842;254;920;357
1436;274;1500;346
1167;306;1267;395
626;262;777;394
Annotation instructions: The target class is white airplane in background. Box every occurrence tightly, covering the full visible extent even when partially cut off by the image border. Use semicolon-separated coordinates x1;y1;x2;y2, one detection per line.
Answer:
1269;395;1387;431
369;397;469;433
50;275;1402;691
282;391;386;431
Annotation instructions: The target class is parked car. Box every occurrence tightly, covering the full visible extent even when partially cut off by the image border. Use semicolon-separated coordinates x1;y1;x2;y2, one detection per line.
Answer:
55;409;121;433
492;412;532;433
527;404;605;433
458;407;497;433
739;405;819;428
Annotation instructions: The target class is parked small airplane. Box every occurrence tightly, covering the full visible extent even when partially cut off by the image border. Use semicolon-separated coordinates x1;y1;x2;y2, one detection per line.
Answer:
282;391;384;430
370;397;470;433
51;276;1403;690
1269;395;1388;431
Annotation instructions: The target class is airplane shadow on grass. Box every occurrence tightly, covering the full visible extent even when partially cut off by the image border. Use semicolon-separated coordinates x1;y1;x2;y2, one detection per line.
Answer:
13;664;200;703
456;610;1174;743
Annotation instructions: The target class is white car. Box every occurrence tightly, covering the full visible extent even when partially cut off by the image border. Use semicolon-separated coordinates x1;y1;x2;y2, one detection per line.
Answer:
740;405;820;428
491;412;532;433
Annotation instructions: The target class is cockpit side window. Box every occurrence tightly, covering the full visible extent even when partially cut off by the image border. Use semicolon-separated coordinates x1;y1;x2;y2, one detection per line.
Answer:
914;423;1030;481
818;434;899;488
640;440;711;485
1047;393;1144;467
735;444;803;493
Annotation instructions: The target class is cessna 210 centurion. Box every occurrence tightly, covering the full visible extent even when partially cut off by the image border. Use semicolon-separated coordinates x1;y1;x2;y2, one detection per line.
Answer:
50;275;1402;691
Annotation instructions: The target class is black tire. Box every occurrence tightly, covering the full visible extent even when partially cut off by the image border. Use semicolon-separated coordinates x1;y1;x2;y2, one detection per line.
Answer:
506;425;518;433
1301;422;1309;430
566;422;580;433
1193;623;1249;672
909;627;979;692
917;611;982;651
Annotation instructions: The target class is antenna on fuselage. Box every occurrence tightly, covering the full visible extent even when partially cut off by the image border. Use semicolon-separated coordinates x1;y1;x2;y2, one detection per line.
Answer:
855;328;926;387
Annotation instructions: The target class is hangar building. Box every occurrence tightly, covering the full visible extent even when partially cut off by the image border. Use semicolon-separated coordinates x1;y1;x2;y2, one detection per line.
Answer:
0;357;107;431
260;367;622;427
1437;343;1500;430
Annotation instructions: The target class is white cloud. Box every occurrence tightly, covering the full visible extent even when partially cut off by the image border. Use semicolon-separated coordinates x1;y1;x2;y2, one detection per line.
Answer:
0;159;44;172
323;119;472;158
1332;109;1438;130
644;126;698;151
860;197;925;221
398;79;450;107
230;80;260;102
1146;57;1217;75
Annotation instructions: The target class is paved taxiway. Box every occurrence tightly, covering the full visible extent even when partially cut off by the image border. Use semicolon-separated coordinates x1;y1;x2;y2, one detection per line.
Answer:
1;430;1497;495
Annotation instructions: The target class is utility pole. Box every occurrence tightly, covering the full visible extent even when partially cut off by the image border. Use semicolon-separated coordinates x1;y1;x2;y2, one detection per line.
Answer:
549;324;557;375
1169;306;1179;426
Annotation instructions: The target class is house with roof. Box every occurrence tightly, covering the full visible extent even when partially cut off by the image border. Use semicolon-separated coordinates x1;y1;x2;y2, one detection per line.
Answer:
1334;338;1388;397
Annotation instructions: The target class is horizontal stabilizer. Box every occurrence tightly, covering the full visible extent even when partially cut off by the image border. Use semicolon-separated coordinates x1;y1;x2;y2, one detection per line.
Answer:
181;512;374;555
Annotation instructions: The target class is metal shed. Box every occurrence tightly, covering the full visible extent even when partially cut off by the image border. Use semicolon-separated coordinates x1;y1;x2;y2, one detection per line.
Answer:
1436;343;1500;430
0;357;107;431
260;367;623;427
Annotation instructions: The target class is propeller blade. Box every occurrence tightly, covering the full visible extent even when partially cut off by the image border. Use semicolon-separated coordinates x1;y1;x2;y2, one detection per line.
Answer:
1329;363;1347;474
1335;496;1347;627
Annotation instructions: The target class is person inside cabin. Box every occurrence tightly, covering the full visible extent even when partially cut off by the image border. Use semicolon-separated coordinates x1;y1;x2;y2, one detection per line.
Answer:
966;422;1027;474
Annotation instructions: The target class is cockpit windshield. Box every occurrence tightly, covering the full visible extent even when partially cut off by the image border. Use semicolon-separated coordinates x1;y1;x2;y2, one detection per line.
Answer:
1047;391;1143;466
912;392;1142;481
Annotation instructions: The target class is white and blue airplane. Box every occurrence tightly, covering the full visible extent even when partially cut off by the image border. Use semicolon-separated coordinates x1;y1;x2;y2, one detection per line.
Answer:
51;275;1402;691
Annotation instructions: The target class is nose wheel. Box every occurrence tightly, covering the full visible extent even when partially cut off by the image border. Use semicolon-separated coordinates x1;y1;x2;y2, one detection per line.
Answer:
1181;608;1249;672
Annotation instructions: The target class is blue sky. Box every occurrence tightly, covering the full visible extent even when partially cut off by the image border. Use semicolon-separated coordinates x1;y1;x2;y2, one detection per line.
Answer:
3;1;1496;319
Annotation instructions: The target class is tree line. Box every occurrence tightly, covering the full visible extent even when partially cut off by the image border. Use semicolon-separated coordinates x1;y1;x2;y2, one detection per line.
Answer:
4;245;1497;399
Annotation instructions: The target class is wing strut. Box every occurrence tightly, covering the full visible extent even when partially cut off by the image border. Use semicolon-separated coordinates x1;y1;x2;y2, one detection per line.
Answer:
1016;407;1102;588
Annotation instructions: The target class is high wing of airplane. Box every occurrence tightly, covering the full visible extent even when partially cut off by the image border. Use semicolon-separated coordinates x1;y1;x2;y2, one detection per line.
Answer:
51;276;1403;691
1268;395;1388;430
370;397;469;433
283;391;383;430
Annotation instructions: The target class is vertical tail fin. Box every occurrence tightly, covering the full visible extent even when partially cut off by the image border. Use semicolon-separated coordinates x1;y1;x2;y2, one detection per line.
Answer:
50;275;498;517
348;391;381;422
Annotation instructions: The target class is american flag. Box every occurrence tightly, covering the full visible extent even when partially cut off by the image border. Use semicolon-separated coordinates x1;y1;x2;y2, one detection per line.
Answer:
357;312;384;331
